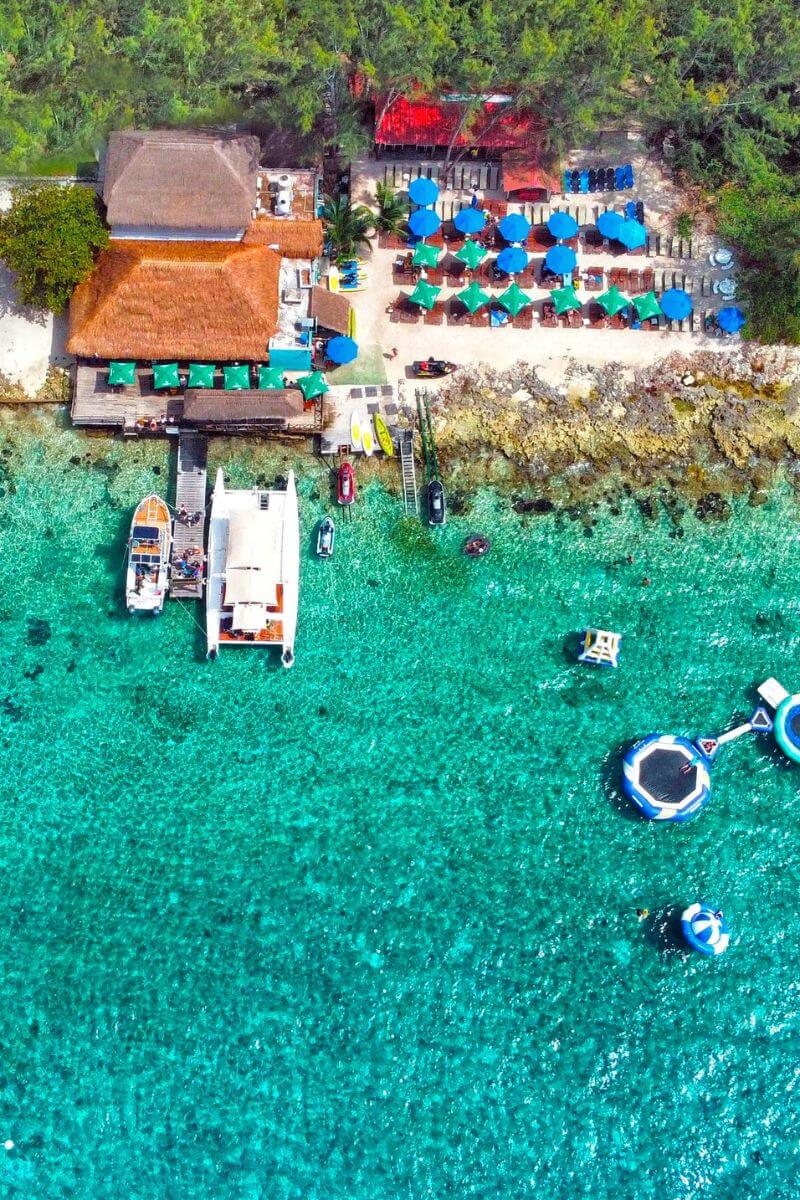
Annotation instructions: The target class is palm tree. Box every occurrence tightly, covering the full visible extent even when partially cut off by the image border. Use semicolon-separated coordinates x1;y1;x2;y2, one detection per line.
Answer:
374;181;408;237
322;195;374;261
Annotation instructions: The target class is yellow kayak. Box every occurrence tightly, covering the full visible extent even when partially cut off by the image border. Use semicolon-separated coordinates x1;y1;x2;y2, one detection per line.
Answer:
374;413;394;456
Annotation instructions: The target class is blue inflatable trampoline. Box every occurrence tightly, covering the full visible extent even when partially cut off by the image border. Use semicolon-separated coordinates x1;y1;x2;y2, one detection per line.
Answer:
774;694;800;763
681;903;730;957
622;734;711;821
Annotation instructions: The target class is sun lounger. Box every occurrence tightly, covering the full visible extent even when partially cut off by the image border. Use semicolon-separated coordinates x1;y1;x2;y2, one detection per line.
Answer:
512;307;533;328
623;164;634;188
470;309;489;327
588;303;607;328
424;304;444;325
563;309;584;329
584;267;604;291
642;268;655;290
541;302;558;327
448;300;470;326
609;312;629;329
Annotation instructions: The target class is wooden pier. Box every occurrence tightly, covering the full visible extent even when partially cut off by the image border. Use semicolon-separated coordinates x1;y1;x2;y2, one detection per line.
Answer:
170;432;208;600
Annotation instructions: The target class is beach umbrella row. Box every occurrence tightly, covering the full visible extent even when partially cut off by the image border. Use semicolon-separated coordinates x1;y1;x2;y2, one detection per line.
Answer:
498;212;531;243
408;279;441;310
496;245;528;275
544;244;577;276
550;285;582;315
454;238;487;269
408;207;441;238
457;280;491;313
498;282;532;316
411;242;441;268
547;211;579;240
453;207;486;235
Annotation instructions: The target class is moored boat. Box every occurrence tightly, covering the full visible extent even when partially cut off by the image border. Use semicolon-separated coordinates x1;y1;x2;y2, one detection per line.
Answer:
206;469;300;666
427;478;446;526
126;495;172;615
337;461;356;506
374;414;394;456
317;517;335;558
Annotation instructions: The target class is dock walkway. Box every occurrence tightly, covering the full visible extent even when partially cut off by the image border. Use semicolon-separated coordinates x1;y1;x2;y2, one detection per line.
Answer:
399;430;418;515
170;432;208;600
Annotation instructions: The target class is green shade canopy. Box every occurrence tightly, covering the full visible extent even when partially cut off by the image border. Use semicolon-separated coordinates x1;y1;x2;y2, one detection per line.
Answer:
596;286;629;317
632;291;662;321
411;243;441;268
187;363;216;389
456;280;491;313
408;279;441;310
258;365;286;389
108;360;136;387
152;362;180;390
454;238;487;269
223;363;251;390
550;285;582;316
497;282;532;317
297;371;329;401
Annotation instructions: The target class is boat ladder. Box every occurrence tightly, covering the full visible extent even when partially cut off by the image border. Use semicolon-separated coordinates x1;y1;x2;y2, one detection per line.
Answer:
399;430;418;515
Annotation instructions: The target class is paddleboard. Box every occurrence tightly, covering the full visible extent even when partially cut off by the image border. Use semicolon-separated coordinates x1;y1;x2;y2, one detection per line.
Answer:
373;413;394;456
350;409;362;451
361;416;374;457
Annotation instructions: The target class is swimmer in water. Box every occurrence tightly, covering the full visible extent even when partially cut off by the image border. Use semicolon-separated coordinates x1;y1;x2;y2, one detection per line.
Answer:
636;908;649;921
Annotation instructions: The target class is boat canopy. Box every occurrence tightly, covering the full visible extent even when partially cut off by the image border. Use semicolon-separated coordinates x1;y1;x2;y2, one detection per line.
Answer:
224;510;280;609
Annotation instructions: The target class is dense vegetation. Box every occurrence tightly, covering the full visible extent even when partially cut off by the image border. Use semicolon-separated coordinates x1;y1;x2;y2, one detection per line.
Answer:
0;0;797;338
0;186;108;313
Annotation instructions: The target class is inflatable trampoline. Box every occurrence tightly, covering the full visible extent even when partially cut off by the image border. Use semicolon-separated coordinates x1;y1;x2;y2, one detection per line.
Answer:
774;694;800;763
622;734;711;822
681;903;730;957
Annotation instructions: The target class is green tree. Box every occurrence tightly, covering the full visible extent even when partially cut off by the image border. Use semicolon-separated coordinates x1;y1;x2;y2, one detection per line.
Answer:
0;184;109;313
374;182;407;236
322;195;374;261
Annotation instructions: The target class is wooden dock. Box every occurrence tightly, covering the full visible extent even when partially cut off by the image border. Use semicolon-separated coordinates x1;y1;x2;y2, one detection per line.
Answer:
170;432;208;601
399;430;418;515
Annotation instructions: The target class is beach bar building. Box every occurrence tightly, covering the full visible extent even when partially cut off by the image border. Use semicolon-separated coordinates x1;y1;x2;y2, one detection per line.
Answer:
69;129;343;435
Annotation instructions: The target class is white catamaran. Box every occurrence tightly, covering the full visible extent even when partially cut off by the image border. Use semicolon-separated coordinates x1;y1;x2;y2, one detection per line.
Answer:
125;495;172;615
206;468;299;666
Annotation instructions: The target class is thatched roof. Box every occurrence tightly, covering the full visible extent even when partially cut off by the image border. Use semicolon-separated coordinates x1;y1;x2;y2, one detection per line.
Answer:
309;286;352;335
67;241;281;361
244;217;324;258
182;388;304;425
104;130;260;231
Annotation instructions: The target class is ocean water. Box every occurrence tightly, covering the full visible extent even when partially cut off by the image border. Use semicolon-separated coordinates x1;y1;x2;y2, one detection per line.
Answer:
1;410;798;1199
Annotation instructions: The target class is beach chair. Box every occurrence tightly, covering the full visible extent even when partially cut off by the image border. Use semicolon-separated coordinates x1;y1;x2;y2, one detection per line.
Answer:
470;309;489;327
615;166;625;190
579;170;590;193
628;270;642;293
446;262;466;286
605;167;616;191
512;307;533;328
564;308;584;329
588;302;607;328
448;299;470;326
424;303;444;325
563;169;572;194
584;267;604;292
642;268;655;291
541;302;558;328
588;167;599;192
623;164;634;188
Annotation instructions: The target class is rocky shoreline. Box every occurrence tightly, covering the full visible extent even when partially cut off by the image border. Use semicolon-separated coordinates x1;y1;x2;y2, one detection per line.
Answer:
427;346;800;522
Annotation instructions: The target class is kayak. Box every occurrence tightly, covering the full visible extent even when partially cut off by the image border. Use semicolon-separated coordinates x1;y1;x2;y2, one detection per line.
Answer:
337;461;356;505
350;409;362;452
374;413;394;456
362;417;374;456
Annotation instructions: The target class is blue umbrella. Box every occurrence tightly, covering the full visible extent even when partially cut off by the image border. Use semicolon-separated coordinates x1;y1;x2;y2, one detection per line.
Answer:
408;176;439;207
409;208;441;238
547;211;578;240
717;305;746;334
327;336;358;364
453;207;486;235
660;288;693;320
617;218;647;251
544;244;577;275
496;246;529;275
597;210;623;240
498;213;531;243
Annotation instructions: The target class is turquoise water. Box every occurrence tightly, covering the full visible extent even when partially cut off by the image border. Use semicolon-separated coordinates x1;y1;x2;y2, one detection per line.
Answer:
1;411;798;1198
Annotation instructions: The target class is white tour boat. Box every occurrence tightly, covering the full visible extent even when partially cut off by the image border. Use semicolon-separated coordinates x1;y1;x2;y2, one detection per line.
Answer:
125;495;172;615
206;469;299;666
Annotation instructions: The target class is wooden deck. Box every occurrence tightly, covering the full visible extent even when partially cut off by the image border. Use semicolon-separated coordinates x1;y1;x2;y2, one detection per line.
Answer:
170;432;208;601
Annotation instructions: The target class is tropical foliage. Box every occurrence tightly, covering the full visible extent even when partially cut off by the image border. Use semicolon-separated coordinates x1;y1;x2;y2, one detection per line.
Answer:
0;185;108;313
374;182;408;236
321;196;374;261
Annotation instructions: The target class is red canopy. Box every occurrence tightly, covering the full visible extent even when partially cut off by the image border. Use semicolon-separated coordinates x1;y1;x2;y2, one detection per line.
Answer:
375;94;541;151
501;150;560;198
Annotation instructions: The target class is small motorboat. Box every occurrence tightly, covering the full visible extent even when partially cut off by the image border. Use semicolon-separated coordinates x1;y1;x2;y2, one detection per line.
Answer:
463;534;491;558
413;359;458;378
362;417;374;456
126;494;172;615
427;479;446;526
316;516;335;558
337;461;356;506
374;413;394;456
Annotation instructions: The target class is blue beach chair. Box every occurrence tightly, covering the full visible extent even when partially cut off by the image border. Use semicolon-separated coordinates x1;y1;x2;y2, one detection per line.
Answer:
615;166;626;190
579;170;590;193
623;163;634;189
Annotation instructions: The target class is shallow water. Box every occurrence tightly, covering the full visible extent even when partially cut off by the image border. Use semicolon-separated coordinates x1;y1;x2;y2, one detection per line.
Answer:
1;411;798;1198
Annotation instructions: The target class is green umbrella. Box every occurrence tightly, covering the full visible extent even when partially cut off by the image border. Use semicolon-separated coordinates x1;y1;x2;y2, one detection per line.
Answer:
596;286;629;317
497;282;532;317
456;280;491;314
223;363;251;390
411;243;441;269
408;279;441;310
108;360;136;387
550;285;582;316
187;363;216;389
297;371;329;401
454;238;487;269
632;291;663;321
258;365;286;389
152;362;180;390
